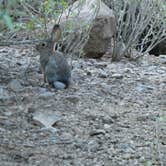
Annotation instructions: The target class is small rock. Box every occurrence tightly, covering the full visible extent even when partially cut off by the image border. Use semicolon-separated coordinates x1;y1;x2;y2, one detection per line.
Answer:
65;95;79;104
135;83;154;92
32;110;62;131
88;140;99;152
4;111;12;116
119;143;135;153
122;153;132;159
8;79;23;92
86;71;92;76
0;87;6;99
104;124;111;130
111;73;123;79
89;129;106;136
102;116;114;124
159;55;166;64
39;91;54;98
0;86;15;101
33;87;54;98
0;127;6;132
123;68;134;74
98;70;108;78
34;87;48;93
74;141;88;151
61;132;73;141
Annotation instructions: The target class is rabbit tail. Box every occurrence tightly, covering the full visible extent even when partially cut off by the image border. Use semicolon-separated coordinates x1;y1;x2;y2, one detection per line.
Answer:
53;81;66;89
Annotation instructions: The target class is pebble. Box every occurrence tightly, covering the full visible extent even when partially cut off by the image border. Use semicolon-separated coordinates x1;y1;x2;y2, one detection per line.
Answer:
8;79;23;92
39;91;54;98
65;95;80;104
89;129;106;136
32;110;61;130
135;83;154;92
98;70;108;78
88;140;99;152
111;73;123;79
0;86;15;101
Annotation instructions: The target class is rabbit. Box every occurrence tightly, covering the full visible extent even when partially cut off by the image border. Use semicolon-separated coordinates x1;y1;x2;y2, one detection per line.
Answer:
36;24;71;89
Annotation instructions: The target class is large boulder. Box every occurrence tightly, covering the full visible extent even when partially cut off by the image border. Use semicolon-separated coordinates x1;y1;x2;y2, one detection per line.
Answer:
59;0;116;58
84;3;115;58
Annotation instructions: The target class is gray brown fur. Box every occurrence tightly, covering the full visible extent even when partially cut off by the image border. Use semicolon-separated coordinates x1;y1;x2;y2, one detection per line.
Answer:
36;24;71;89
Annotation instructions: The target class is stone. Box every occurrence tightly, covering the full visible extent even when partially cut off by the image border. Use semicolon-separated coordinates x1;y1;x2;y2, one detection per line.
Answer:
39;91;54;98
32;110;62;132
8;79;23;92
61;132;73;141
111;73;123;79
89;129;106;136
0;86;15;102
65;95;80;104
135;83;154;93
159;55;166;64
59;0;116;58
104;124;111;130
98;69;108;78
88;140;99;152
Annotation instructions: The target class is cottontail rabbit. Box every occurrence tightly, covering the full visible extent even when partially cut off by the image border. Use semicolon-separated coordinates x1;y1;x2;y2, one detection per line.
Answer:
36;24;71;89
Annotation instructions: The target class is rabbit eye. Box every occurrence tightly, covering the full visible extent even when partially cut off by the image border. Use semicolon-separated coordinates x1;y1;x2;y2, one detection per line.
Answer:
41;42;46;47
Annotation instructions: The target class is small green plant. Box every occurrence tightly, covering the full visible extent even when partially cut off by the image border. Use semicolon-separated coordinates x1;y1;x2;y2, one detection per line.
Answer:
0;0;99;58
0;0;69;32
0;11;14;30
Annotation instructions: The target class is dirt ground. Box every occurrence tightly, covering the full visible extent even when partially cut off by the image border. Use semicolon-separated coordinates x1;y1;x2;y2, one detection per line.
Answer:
0;45;165;166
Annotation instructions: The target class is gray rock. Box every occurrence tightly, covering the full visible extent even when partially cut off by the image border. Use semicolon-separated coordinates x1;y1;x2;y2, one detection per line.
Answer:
61;132;73;141
159;55;166;64
65;95;80;104
89;129;106;136
111;73;123;79
135;83;154;93
119;144;135;153
39;91;54;98
0;86;15;101
88;140;99;152
84;2;116;58
32;110;62;132
8;79;23;92
98;70;108;78
59;0;116;58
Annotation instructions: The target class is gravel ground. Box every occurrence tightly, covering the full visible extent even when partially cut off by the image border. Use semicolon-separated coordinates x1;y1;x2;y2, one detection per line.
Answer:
0;46;165;166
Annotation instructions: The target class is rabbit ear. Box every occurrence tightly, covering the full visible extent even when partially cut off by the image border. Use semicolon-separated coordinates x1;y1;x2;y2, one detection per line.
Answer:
51;24;61;42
